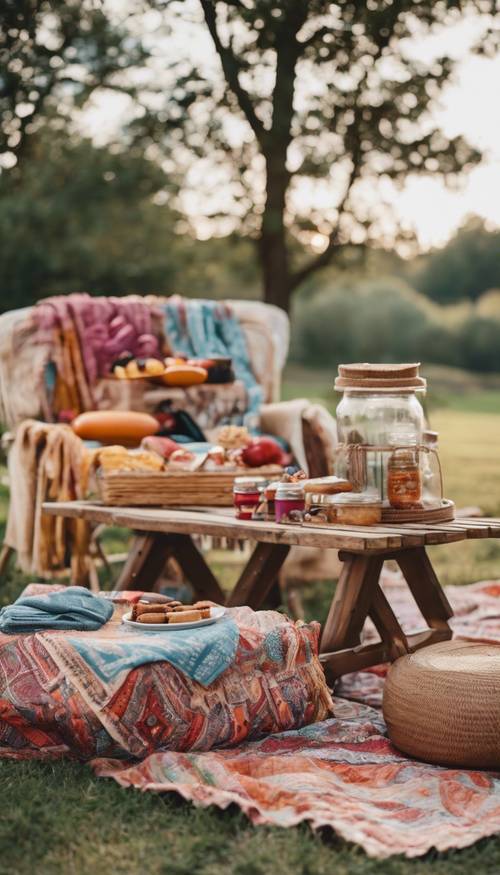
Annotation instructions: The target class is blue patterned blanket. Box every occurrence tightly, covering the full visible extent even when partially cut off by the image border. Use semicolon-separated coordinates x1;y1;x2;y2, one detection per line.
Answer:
163;297;263;430
67;616;239;690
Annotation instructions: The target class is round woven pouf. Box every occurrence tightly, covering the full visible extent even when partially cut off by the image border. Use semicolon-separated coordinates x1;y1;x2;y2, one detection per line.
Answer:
383;640;500;769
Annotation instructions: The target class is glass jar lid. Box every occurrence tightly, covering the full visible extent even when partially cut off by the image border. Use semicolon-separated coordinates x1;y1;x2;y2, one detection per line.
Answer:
335;363;426;393
233;476;267;493
275;482;305;499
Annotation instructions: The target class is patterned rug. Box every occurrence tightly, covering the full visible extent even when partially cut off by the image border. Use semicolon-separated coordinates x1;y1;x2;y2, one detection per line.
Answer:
3;575;500;857
90;575;500;858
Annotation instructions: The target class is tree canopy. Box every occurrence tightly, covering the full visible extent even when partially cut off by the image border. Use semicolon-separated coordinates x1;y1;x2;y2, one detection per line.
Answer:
0;130;182;310
143;0;497;310
414;219;500;303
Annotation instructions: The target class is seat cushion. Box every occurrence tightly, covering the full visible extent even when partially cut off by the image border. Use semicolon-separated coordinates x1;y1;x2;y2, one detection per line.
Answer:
383;640;500;769
0;603;334;760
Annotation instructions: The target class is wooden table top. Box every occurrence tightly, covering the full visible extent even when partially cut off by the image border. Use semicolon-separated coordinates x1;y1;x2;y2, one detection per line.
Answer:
42;501;500;553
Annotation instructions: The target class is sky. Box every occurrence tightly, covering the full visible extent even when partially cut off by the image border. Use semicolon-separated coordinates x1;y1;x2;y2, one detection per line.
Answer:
81;3;500;253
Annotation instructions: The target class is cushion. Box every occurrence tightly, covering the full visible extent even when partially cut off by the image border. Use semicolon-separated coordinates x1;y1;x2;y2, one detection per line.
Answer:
383;640;500;769
0;604;334;761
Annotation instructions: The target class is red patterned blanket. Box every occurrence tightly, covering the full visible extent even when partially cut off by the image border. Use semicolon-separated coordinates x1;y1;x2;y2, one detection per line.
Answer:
2;577;500;858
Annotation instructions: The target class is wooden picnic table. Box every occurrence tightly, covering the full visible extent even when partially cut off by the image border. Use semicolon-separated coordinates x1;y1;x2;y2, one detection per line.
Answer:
43;501;500;682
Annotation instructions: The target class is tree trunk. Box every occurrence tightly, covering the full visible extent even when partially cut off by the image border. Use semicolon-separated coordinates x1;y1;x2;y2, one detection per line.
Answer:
259;152;291;313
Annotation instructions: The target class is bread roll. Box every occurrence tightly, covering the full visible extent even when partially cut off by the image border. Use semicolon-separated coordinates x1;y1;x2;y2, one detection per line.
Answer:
168;610;202;623
72;410;159;445
302;476;353;495
136;612;167;624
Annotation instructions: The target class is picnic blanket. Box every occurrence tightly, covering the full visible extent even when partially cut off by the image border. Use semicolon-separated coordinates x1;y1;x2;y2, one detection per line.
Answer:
4;577;500;858
33;293;163;418
163;296;263;430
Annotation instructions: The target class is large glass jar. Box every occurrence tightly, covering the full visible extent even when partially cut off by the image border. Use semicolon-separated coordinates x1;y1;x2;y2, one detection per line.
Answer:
334;364;426;501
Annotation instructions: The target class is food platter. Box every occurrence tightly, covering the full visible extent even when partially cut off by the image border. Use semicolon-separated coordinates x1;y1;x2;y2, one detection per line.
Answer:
122;605;226;631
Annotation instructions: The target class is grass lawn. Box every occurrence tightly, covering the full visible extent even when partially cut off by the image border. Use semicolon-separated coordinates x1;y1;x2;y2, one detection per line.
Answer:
1;364;500;873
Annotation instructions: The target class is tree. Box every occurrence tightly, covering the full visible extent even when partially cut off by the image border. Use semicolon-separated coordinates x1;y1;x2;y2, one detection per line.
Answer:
413;218;500;304
0;0;147;170
143;0;497;312
0;130;184;309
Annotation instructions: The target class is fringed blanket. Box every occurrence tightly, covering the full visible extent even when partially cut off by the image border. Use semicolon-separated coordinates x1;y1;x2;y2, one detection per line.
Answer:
3;577;500;858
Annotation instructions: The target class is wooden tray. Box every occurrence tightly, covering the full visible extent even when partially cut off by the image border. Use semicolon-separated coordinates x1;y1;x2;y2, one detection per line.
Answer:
97;465;282;507
381;499;455;524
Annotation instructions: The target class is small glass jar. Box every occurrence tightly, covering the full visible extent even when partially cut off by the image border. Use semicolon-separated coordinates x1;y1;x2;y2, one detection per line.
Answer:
387;434;422;509
264;480;280;521
421;430;441;508
331;492;382;526
233;477;266;520
275;482;305;524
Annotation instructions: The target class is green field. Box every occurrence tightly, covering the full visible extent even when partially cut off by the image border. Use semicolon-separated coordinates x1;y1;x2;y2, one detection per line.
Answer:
1;366;500;874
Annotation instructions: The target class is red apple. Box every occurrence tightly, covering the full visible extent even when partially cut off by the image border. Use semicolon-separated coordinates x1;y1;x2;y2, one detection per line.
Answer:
241;437;284;468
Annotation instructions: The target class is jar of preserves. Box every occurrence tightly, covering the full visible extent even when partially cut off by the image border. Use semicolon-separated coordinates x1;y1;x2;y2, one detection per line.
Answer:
387;435;422;509
233;477;266;520
331;492;383;526
275;482;305;524
264;480;280;521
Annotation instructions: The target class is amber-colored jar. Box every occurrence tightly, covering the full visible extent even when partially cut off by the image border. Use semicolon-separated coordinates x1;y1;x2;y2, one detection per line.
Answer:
387;443;422;509
332;492;382;526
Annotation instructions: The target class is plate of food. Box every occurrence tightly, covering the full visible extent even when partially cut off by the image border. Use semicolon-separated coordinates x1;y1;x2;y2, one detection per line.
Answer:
122;600;225;631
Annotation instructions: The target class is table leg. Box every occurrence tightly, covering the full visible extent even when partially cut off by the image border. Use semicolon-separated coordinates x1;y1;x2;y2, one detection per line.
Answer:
166;534;225;603
320;554;383;653
396;547;453;633
227;543;291;609
319;546;454;683
114;532;172;592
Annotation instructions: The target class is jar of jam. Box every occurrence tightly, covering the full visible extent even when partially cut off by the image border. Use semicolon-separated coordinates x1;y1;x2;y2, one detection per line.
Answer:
331;492;382;525
387;435;422;509
275;483;305;524
264;480;280;521
233;477;266;520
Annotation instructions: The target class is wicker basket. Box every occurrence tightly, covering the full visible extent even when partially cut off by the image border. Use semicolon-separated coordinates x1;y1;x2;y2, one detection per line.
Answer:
97;466;283;507
383;641;500;769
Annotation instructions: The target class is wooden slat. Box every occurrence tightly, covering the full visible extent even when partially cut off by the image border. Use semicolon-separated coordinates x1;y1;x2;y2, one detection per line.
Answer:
369;585;409;660
42;501;500;553
42;501;400;551
320;641;390;680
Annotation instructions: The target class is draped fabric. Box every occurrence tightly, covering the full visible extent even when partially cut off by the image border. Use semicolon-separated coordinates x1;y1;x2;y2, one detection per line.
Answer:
163;296;263;430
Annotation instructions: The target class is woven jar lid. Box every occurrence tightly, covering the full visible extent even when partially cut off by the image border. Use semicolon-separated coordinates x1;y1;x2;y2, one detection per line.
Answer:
334;362;426;392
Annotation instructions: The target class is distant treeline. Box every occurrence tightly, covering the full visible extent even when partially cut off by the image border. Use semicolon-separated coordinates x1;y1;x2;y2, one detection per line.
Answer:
290;279;500;374
2;132;500;372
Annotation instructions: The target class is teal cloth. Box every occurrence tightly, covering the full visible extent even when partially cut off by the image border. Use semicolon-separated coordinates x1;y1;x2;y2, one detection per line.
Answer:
0;586;114;634
67;615;240;687
163;297;263;431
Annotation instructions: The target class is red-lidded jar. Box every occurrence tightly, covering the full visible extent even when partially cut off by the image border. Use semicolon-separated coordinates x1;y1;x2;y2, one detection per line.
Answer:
233;477;266;520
